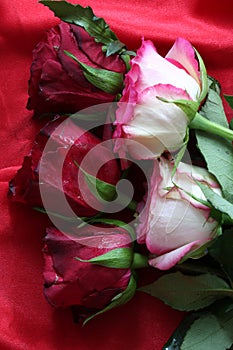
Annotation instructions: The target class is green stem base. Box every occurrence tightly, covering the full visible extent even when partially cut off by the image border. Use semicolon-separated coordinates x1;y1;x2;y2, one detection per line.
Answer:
131;253;149;269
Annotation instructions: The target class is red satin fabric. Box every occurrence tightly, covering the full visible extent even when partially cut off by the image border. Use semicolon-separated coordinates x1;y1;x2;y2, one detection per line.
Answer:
1;0;233;349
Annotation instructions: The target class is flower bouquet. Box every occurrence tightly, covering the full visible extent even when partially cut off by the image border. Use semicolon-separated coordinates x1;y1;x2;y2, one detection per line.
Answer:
8;1;233;348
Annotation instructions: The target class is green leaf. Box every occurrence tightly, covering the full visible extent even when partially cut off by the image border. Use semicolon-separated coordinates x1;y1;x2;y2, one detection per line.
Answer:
181;308;233;350
162;312;203;350
39;0;123;49
208;75;221;93
139;272;233;311
105;41;125;56
197;181;233;221
163;299;233;349
74;160;117;203
209;229;233;285
197;78;229;128
224;94;233;110
83;273;137;325
75;247;133;268
195;85;233;204
65;50;123;94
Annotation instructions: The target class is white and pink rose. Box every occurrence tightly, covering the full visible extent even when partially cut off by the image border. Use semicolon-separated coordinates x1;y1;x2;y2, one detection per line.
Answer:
114;38;204;159
137;158;221;270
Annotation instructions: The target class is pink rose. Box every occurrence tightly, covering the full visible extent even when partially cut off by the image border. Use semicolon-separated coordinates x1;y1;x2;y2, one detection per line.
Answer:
8;116;120;217
27;22;126;117
137;158;221;270
114;38;202;159
43;225;132;321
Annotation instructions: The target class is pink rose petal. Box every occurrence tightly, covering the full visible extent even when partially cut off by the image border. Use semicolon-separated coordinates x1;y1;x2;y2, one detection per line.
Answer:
148;240;201;270
130;39;200;100
166;37;200;86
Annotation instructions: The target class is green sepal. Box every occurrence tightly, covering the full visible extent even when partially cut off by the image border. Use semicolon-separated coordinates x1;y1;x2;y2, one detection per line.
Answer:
171;127;189;177
173;99;199;121
120;52;131;72
124;50;136;57
75;247;133;268
74;160;117;203
178;233;221;263
169;181;211;209
131;252;149;269
88;217;136;240
157;97;199;122
74;161;137;212
104;41;125;56
83;273;137;325
70;110;107;123
64;50;123;94
194;48;208;103
33;207;85;223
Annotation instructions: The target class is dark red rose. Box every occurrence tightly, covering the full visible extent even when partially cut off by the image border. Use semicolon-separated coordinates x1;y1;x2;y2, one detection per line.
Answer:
43;225;132;320
8;116;120;217
27;22;126;116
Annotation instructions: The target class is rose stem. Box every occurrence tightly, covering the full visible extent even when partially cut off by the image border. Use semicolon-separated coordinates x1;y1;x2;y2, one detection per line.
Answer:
189;112;233;141
131;253;149;269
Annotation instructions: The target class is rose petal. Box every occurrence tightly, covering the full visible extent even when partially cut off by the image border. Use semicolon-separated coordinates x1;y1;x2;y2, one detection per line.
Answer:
148;240;201;270
146;192;217;254
131;39;200;100
137;159;218;254
158;158;222;209
9;116;121;217
27;22;126;116
43;226;131;309
166;37;200;86
120;85;189;158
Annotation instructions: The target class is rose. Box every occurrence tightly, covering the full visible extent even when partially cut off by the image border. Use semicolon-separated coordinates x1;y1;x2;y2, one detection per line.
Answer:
114;38;203;159
8;116;120;217
43;225;132;321
27;22;126;117
137;158;221;270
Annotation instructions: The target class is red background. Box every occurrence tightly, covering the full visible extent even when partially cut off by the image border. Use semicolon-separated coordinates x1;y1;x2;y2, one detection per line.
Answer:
1;0;233;349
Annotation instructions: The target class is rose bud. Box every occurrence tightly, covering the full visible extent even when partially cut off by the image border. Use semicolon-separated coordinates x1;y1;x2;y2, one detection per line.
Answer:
8;116;120;217
43;225;135;321
27;22;126;117
114;38;205;160
137;158;221;270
